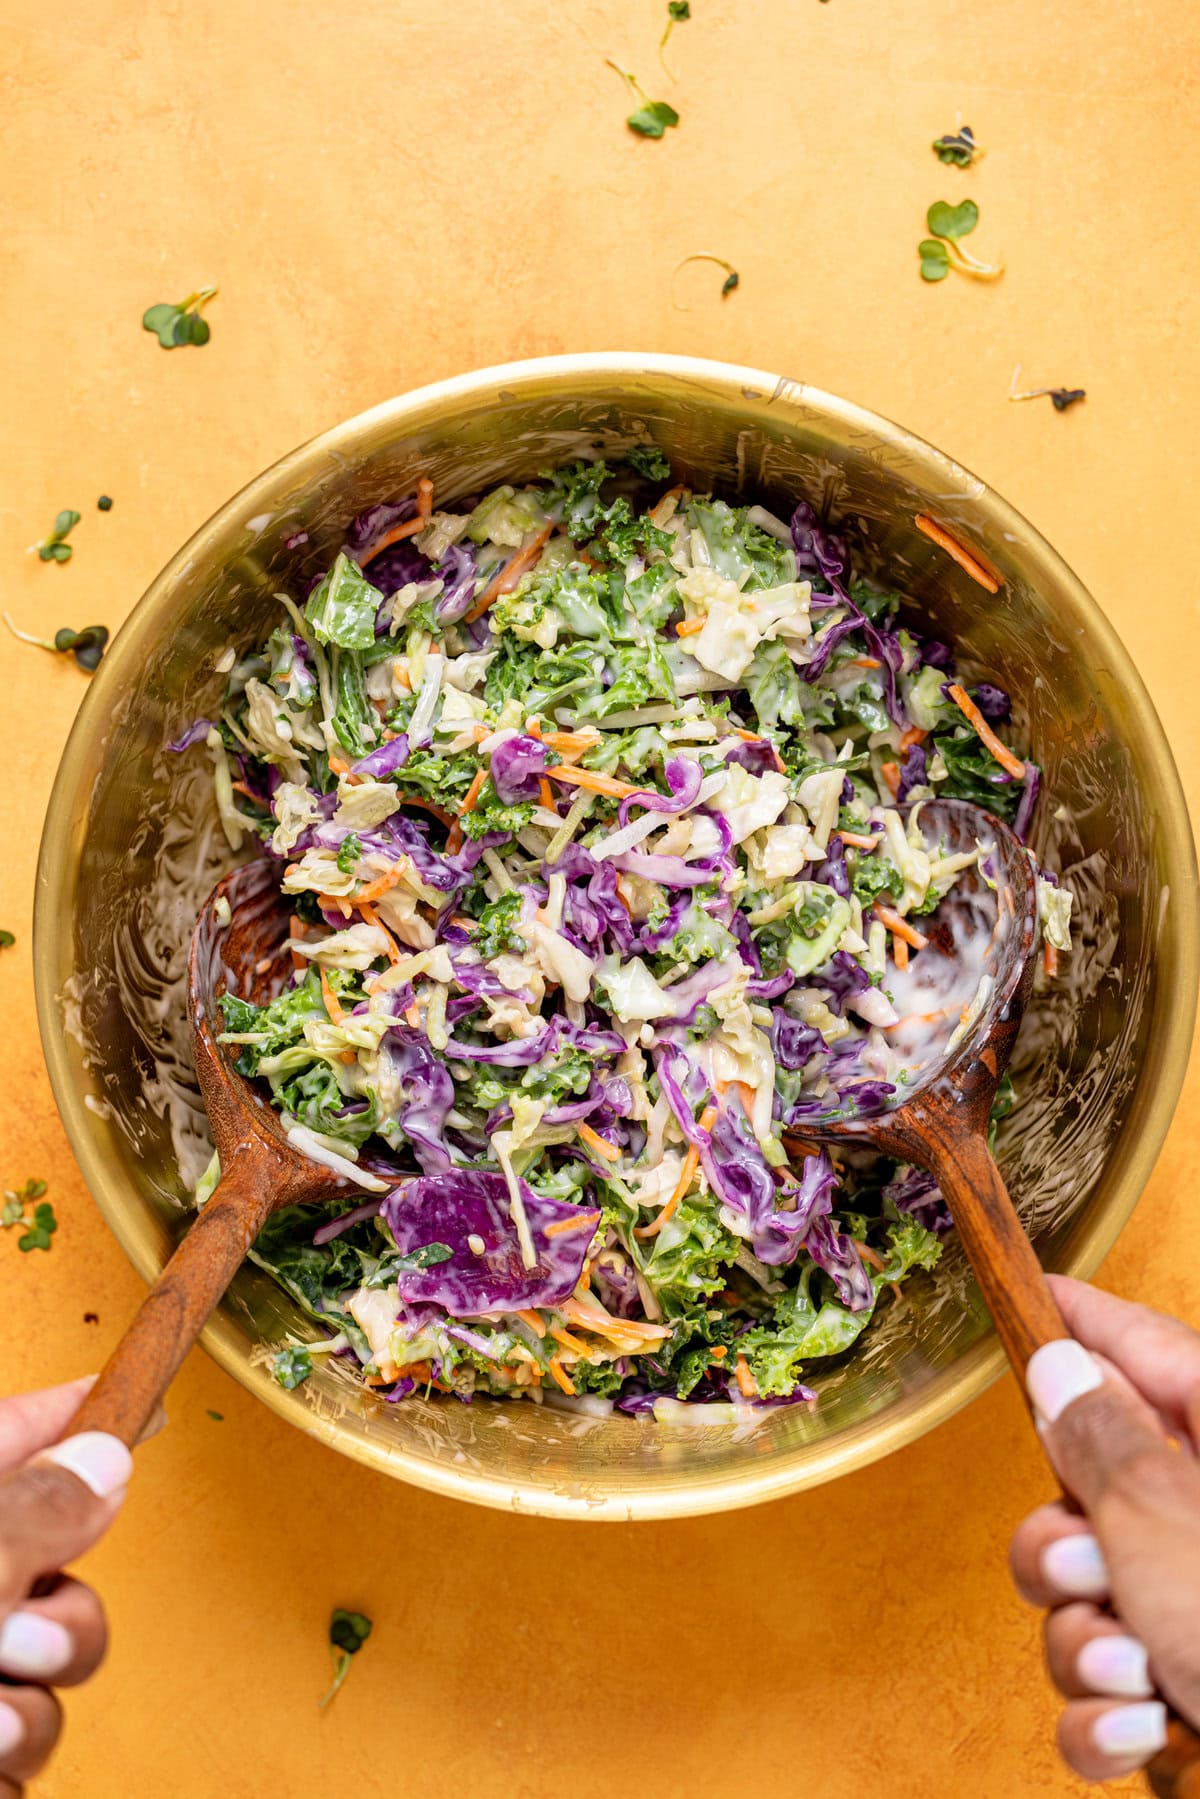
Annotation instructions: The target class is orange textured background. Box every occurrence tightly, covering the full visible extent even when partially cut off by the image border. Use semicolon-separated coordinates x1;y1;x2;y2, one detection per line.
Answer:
2;2;1198;1794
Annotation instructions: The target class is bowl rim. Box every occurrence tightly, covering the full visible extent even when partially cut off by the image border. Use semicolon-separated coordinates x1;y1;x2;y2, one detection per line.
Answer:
35;351;1200;1519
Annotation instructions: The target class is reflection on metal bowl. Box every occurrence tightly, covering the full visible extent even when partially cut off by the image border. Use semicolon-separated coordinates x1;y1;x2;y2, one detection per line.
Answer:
34;354;1198;1520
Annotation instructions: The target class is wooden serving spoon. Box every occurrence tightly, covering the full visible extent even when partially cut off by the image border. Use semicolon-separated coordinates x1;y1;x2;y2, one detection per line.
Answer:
68;857;366;1446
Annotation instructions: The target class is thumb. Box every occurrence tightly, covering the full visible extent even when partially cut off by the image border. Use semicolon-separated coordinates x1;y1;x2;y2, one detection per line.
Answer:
0;1435;132;1613
1026;1338;1171;1512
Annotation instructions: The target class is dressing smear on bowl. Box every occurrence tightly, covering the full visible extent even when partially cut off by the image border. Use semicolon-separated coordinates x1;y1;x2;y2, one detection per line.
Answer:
170;458;1070;1416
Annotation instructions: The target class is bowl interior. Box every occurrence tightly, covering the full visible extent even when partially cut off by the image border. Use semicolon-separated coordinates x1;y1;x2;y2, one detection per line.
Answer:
37;356;1197;1518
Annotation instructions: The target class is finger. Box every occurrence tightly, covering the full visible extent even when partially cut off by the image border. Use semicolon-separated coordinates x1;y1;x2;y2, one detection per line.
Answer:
1009;1502;1109;1607
1056;1697;1168;1782
1047;1277;1200;1441
1025;1339;1176;1513
0;1435;131;1610
0;1379;97;1472
0;1576;108;1687
0;1684;63;1786
1044;1602;1154;1700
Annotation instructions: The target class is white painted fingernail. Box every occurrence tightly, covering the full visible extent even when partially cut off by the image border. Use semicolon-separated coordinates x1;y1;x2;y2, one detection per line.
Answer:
1041;1531;1109;1597
1078;1634;1153;1698
1026;1339;1104;1423
0;1610;73;1678
1093;1700;1168;1760
0;1700;24;1757
40;1431;133;1498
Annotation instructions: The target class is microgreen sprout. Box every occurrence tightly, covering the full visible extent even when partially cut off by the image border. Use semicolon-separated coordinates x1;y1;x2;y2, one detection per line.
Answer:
659;0;690;78
320;1610;373;1709
142;286;218;348
918;199;1003;282
672;253;740;309
932;124;983;168
1008;367;1086;411
33;510;81;563
3;614;109;671
605;60;680;137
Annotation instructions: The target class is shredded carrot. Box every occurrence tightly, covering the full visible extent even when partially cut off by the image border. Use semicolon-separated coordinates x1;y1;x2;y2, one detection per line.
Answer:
525;717;543;739
541;727;602;759
230;779;265;805
394;666;412;691
537;777;557;812
463;522;554;623
577;1267;591;1293
327;752;353;777
899;725;928;753
401;796;456;827
874;903;929;951
546;1356;576;1396
847;655;882;669
317;892;353;917
1043;941;1059;978
837;830;879;850
914;513;1001;594
517;1309;546;1338
458;767;488;816
547;764;639;800
945;683;1026;780
893;933;910;971
319;969;344;1024
880;760;901;798
354;861;408;905
857;1241;886;1272
358;477;435;567
578;1122;621;1163
734;1355;758;1399
634;1144;699;1239
550;1326;589;1355
544;1210;601;1239
698;1105;718;1132
710;1345;727;1362
357;900;403;964
675;615;706;636
649;484;684;526
404;1003;420;1028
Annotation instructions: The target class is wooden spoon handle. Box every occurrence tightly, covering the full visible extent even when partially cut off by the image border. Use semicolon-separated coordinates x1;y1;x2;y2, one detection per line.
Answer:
67;1158;274;1447
925;1127;1068;1375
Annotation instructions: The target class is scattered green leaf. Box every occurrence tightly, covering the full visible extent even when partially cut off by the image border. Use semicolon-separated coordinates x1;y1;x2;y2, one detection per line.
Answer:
321;1609;373;1709
271;1345;313;1389
97;495;114;511
206;1409;225;1421
35;510;81;563
142;286;218;349
920;199;1003;281
606;61;680;137
3;1178;48;1231
0;931;13;949
18;1202;57;1252
659;0;691;75
623;445;672;482
4;614;109;671
932;124;982;168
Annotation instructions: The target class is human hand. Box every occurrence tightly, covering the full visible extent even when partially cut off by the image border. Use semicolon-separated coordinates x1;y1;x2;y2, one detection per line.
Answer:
0;1378;131;1794
1010;1274;1200;1785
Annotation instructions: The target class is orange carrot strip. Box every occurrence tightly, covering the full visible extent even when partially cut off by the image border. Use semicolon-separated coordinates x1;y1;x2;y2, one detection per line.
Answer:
525;717;544;739
538;777;557;812
544;1211;601;1240
856;1241;886;1271
734;1355;757;1399
649;484;684;526
546;1356;576;1396
634;1143;700;1240
394;666;412;692
358;478;435;567
404;1003;420;1028
893;933;910;971
289;917;307;973
463;522;554;623
517;1309;546;1338
914;514;1001;593
320;969;345;1024
1043;941;1059;978
675;615;706;637
578;1122;621;1163
880;760;901;798
357;900;403;964
547;764;639;800
327;752;353;777
550;1326;589;1355
945;683;1026;780
542;727;602;755
317;892;353;917
836;830;880;850
874;903;929;951
847;655;882;669
230;779;265;805
354;862;408;905
899;726;928;752
710;1345;727;1362
402;797;456;827
458;768;488;816
698;1105;718;1132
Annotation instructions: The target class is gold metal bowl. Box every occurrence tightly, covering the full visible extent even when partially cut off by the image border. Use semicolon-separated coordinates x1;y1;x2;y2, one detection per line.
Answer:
36;354;1198;1520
